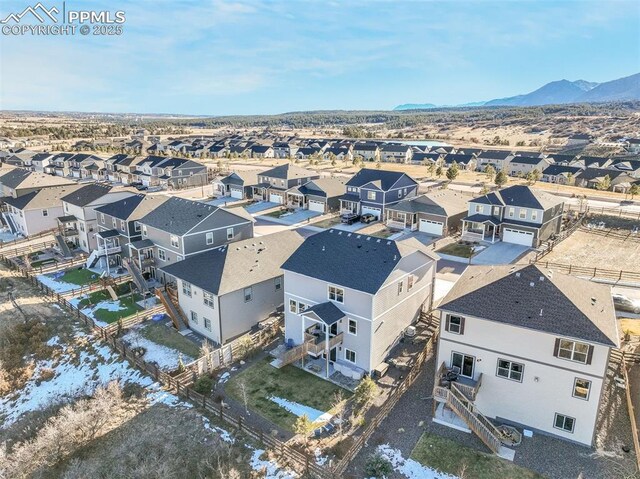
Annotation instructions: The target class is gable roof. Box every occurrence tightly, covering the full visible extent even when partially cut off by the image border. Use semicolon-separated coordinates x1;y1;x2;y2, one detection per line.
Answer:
439;264;618;347
542;164;582;176
477;150;513;160
260;164;318;180
388;190;469;217
139;197;251;236
3;184;82;210
161;230;304;295
345;168;417;190
509;156;546;165
301;302;346;326
281;229;433;294
297;177;347;198
61;184;114;207
471;185;563;210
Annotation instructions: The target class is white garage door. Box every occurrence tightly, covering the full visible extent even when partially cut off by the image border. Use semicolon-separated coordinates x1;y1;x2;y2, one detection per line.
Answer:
419;218;444;236
361;206;381;220
269;193;283;204
230;187;243;199
502;228;534;247
308;200;325;213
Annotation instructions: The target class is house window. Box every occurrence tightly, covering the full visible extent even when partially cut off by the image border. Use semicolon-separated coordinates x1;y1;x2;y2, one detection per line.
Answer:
367;191;375;200
298;302;307;312
475;204;482;214
120;220;126;231
204;317;212;331
100;213;105;224
244;287;253;302
289;299;297;313
345;349;356;363
142;225;147;237
407;275;414;291
190;311;198;324
451;352;475;378
182;281;192;297
227;228;234;240
348;319;357;335
493;206;499;216
555;339;591;364
519;209;527;219
275;277;282;291
398;190;402;198
112;218;117;228
508;207;515;218
573;378;591;400
206;232;214;245
553;413;575;433
397;281;403;295
157;249;166;261
170;235;179;248
203;291;215;308
328;285;344;303
134;221;141;232
531;211;538;221
496;359;524;382
445;315;464;334
42;209;48;217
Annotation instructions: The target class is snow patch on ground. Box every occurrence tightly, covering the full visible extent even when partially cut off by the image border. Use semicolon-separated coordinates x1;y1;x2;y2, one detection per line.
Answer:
37;273;83;293
314;448;328;466
250;449;298;479
201;416;234;443
218;372;230;384
0;338;186;428
269;396;331;423
68;296;127;327
121;328;194;371
46;335;61;347
376;444;458;479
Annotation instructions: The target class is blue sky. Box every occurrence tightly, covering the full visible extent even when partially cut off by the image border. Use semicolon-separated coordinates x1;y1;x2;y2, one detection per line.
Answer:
0;0;638;115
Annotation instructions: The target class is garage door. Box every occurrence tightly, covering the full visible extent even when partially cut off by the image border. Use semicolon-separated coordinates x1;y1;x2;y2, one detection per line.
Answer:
230;187;243;199
269;193;283;204
361;206;381;220
419;218;444;236
308;200;325;213
502;228;534;247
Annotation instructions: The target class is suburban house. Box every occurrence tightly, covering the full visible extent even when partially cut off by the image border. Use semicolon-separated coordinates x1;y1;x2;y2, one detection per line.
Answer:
105;154;136;182
273;142;299;159
574;168;637;192
250;145;275;159
277;229;437;381
379;144;413;163
132;197;254;285
412;152;442;165
253;164;320;204
566;133;593;147
0;166;75;198
215;170;262;199
30;152;55;173
339;168;419;219
2;185;81;237
284;177;347;213
352;142;380;161
154;157;208;189
435;263;618;447
571;156;612;170
91;194;170;273
323;146;353;162
508;156;550;177
625;138;640;154
461;185;564;247
58;184;136;254
475;150;515;172
609;159;640;178
442;154;476;170
541;164;582;184
160;230;305;345
385;189;468;236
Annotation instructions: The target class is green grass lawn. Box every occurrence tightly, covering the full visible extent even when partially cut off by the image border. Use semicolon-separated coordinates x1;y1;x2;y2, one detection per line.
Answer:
311;217;342;229
369;227;398;238
410;433;543;479
139;321;201;359
31;258;58;268
92;295;144;324
59;268;100;285
436;242;474;258
225;357;350;431
263;209;289;218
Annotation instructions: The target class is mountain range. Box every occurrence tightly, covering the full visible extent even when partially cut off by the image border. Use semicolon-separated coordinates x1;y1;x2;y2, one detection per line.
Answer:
394;72;640;110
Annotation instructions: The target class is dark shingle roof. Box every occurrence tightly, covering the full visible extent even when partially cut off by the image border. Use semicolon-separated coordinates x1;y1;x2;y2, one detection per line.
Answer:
301;302;346;325
95;194;145;220
345;168;416;190
260;164;317;180
477;150;513;160
542;164;582;176
472;185;563;210
388;190;468;217
62;184;112;207
0;168;31;189
439;264;618;347
509;156;546;165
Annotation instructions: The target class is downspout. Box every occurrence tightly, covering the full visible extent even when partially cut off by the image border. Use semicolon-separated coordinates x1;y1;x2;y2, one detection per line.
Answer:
325;326;329;379
217;295;223;346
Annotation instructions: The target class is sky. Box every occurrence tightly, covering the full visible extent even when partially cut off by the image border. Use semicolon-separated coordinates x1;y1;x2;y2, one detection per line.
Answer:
0;0;638;115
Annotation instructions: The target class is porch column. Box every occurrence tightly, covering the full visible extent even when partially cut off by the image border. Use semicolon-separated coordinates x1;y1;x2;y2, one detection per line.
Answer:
492;227;496;243
138;248;143;272
481;225;485;241
325;327;330;379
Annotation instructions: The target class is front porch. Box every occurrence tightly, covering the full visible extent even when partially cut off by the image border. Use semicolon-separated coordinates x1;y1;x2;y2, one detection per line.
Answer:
285;190;306;209
461;217;501;243
339;198;359;214
385;209;416;230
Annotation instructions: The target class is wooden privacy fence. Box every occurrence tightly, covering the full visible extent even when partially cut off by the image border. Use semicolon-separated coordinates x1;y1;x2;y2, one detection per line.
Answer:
534;210;587;261
0;228;56;250
0;239;59;260
578;226;640;244
529;260;640;284
331;329;439;476
22;254;89;275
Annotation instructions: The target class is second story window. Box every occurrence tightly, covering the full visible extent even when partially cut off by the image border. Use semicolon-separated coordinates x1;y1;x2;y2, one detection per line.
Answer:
227;228;234;240
508;207;515;218
157;249;166;261
475;204;482;214
397;281;403;295
519;209;527;219
190;311;198;323
142;225;147;237
531;211;538;221
206;232;214;245
244;287;253;302
170;235;179;248
573;378;591;400
397;190;402;198
367;191;375;200
275;277;282;291
496;359;524;382
445;314;464;334
182;281;192;297
407;275;414;291
134;221;141;232
42;209;48;217
554;339;592;364
120;220;125;231
348;319;357;335
203;291;215;308
328;285;344;303
100;213;105;224
289;299;298;313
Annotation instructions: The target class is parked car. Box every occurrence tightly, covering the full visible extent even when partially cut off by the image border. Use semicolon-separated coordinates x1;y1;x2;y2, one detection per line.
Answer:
361;213;378;224
340;212;360;225
135;184;148;191
612;293;640;314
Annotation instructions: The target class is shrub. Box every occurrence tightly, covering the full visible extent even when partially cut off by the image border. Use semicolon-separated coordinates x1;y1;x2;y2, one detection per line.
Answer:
328;437;354;459
193;375;214;395
365;452;392;478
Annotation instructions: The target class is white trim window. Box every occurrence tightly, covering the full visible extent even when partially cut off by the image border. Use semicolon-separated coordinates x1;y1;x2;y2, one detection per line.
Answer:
100;213;105;224
120;220;126;232
134;221;141;232
182;281;192;297
519;209;527;219
289;299;298;313
142;225;147;237
328;285;344;303
553;413;575;433
445;315;464;335
367;191;375;200
157;249;166;261
496;358;524;382
112;218;117;228
397;281;403;295
275;277;282;291
345;349;356;363
573;378;591;400
348;319;357;335
407;275;414;291
556;339;590;364
206;232;214;245
203;317;212;331
244;286;253;302
42;209;48;217
170;235;179;248
203;291;215;308
190;310;198;324
531;211;538;221
227;228;234;240
508;207;515;218
474;204;482;214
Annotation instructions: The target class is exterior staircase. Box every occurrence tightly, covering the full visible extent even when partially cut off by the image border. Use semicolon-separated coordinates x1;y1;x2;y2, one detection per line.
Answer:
123;258;149;293
2;212;18;234
85;249;100;268
55;234;73;258
156;287;189;333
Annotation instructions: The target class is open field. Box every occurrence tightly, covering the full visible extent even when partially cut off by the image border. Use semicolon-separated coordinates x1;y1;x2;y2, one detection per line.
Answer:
410;433;543;479
225;357;350;431
541;229;640;272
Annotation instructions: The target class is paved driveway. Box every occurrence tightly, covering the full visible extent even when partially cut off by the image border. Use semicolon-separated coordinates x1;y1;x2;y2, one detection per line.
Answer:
257;209;321;225
245;201;279;214
331;221;368;232
203;196;243;207
471;242;530;265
